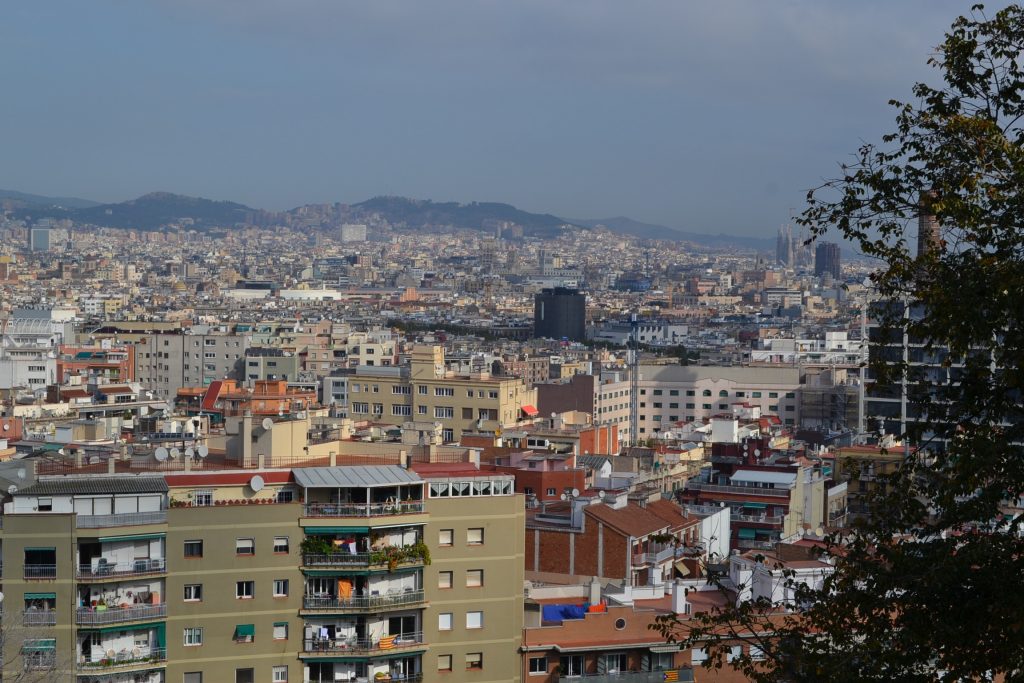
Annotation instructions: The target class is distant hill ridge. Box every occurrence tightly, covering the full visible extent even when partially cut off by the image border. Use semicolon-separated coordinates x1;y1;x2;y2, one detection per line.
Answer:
2;188;771;248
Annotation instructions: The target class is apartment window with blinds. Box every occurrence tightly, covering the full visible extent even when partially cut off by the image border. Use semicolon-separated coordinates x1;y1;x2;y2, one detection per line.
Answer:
235;538;255;556
466;569;483;587
467;528;484;545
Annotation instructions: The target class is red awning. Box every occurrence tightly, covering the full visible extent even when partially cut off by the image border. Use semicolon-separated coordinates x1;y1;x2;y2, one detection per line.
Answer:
522;405;539;417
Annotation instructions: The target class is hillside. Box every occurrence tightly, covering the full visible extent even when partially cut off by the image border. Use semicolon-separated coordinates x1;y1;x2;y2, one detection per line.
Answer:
352;196;577;237
0;189;100;210
14;192;257;230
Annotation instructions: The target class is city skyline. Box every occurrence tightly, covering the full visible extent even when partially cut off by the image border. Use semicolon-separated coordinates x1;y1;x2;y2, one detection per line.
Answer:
1;1;988;238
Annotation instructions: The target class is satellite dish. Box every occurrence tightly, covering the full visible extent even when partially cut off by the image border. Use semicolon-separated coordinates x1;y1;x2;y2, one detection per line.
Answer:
154;447;169;462
7;485;17;494
169;448;180;460
754;449;761;457
197;445;209;458
16;468;25;480
598;490;606;498
184;447;195;459
815;527;825;536
0;591;5;604
1;423;7;431
249;475;265;492
560;493;567;501
572;488;580;497
261;418;274;430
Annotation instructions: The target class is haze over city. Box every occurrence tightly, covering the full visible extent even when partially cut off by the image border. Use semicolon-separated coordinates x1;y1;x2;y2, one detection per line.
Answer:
0;0;987;237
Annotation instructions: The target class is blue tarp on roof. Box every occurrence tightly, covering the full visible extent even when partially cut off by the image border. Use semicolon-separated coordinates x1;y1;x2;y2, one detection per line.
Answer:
542;604;587;623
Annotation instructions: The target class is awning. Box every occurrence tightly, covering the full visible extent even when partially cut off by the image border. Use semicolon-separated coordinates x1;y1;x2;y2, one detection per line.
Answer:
673;561;690;577
22;640;55;652
98;533;166;543
85;621;163;634
305;527;369;534
650;644;681;653
24;593;56;600
737;528;757;539
741;502;768;509
522;405;539;417
235;624;255;639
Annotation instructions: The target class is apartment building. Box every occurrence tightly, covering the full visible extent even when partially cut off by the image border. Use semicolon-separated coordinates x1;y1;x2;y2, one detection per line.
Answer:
0;461;523;683
636;365;801;436
536;371;631;447
338;346;536;442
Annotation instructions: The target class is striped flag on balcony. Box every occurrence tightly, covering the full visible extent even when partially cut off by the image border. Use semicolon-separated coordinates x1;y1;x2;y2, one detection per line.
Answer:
379;635;396;650
663;671;679;682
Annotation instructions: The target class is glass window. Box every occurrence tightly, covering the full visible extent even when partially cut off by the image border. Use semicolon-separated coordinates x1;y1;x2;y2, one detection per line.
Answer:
236;669;254;683
466;653;483;670
439;613;452;630
438;655;452;672
234;624;255;643
273;665;288;682
438;571;453;589
184;627;203;646
236;538;255;556
273;579;289;597
529;657;548;674
467;569;483;587
273;536;289;553
273;623;288;640
466;611;483;629
692;648;708;663
467;528;484;545
236;581;254;599
184;584;202;602
184;540;203;558
439;529;453;546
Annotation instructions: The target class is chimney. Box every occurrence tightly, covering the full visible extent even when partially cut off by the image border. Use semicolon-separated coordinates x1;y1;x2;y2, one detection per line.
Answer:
257;452;265;470
242;410;253;467
184;452;192;473
120;441;129;461
329;451;337;467
107;455;116;474
399;450;408;469
672;579;690;614
74;449;83;468
588;577;602;605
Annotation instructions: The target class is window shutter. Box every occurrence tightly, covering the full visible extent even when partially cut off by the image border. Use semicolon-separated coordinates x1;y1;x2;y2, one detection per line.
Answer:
641;652;650;671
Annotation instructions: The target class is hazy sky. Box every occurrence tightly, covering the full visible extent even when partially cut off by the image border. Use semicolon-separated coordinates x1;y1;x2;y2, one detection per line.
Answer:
0;1;999;237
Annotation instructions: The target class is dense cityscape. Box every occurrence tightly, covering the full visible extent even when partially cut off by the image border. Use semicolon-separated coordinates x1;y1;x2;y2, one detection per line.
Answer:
4;2;1024;682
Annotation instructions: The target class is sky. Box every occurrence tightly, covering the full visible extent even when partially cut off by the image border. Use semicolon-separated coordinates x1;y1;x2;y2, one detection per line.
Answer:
0;1;1003;237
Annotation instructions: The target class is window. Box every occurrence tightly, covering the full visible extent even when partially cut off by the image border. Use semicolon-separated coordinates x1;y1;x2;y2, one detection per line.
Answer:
184;540;203;558
785;392;796;399
603;653;627;673
719;390;729;397
438;655;452;672
184;584;202;602
236;538;255;556
466;569;483;587
466;611;483;629
273;579;289;597
392;385;411;394
686;403;695;409
184;627;203;646
434;406;454;419
276;490;294;503
769;404;779;412
273;536;289;554
273;622;288;640
392;405;412;416
438;571;453;589
727;644;743;662
702;389;712;396
466;653;483;670
686;390;695;396
749;645;767;661
560;655;584;677
22;639;56;669
439;529;453;546
529;657;548;675
435;387;454;396
37;497;52;512
653;389;663;396
719;404;728;410
418;385;428;394
184;673;203;683
752;391;762;398
546;487;556;496
236;669;254;683
438;613;452;630
234;624;255;643
669;389;679;396
236;581;254;599
691;648;708;664
467;528;484;545
702;404;712;410
524;487;534;495
488;390;498;399
273;665;289;682
769;392;778;398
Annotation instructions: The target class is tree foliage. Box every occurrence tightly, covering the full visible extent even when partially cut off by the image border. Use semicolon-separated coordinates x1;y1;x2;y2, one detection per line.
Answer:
655;5;1024;681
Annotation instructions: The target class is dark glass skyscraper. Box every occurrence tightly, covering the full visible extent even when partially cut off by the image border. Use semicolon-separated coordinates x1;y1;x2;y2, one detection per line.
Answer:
815;241;841;279
533;288;586;341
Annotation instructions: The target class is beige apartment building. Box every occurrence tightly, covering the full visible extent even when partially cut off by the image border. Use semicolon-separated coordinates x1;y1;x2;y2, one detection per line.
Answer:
0;461;523;683
343;346;537;442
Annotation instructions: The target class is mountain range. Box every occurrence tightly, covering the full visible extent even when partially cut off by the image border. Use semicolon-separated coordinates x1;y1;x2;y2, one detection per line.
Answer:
4;189;773;250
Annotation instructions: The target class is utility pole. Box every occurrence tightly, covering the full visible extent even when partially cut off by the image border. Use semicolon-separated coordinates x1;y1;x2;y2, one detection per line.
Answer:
629;313;640;446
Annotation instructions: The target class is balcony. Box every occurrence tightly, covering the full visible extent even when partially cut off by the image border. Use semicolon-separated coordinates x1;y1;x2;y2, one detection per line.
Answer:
736;539;777;551
302;590;426;613
304;676;422;683
77;647;167;672
76;511;167;528
632;545;679;566
77;558;167;580
684;481;791;498
301;631;425;658
24;564;57;579
560;669;694;683
76;603;167;626
303;502;425;518
302;544;429;571
22;610;57;626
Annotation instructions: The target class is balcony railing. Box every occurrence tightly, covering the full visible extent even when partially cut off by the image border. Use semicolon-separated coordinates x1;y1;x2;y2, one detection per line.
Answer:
302;546;428;570
77;558;167;580
22;610;57;626
304;676;422;683
683;503;782;525
736;539;777;551
76;603;167;626
302;631;424;655
684;481;791;497
76;510;168;528
560;669;693;683
303;502;425;518
24;564;57;579
302;590;425;612
77;647;167;670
